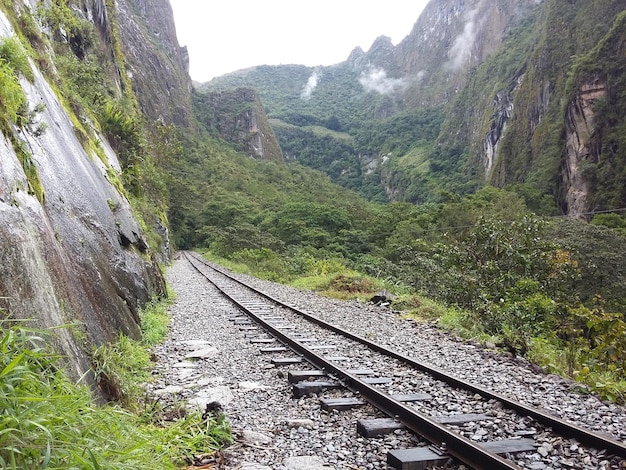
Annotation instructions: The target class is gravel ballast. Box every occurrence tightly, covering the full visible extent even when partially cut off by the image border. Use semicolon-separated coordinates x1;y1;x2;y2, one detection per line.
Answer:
149;255;626;469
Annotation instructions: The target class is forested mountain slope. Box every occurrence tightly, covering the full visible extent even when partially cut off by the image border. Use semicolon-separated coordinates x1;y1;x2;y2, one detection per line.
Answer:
201;0;626;217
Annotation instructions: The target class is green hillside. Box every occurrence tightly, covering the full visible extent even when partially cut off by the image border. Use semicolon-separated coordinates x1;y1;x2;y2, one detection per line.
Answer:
183;0;626;400
201;0;626;217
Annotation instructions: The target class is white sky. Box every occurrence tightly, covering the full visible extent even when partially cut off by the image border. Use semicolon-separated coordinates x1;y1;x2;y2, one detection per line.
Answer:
169;1;430;82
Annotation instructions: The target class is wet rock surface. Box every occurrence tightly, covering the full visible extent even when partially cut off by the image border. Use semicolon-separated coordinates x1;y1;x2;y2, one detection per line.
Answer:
0;9;165;382
150;256;626;469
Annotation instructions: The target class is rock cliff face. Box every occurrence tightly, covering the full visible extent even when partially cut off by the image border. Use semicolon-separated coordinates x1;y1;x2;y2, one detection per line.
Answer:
371;0;536;106
0;0;184;382
116;0;192;126
482;74;524;175
194;88;284;162
563;81;606;216
484;3;626;215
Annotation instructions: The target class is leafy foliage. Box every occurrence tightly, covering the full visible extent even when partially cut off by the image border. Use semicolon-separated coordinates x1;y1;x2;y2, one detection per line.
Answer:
37;0;94;60
0;321;231;468
0;43;27;134
0;36;33;82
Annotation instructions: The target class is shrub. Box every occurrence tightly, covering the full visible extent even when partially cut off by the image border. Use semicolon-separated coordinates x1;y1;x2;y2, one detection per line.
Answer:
0;61;25;133
0;321;232;468
0;37;33;82
328;274;375;294
231;248;290;282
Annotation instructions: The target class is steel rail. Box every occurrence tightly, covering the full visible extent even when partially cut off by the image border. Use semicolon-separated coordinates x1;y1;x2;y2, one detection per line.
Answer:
185;252;522;469
185;252;626;460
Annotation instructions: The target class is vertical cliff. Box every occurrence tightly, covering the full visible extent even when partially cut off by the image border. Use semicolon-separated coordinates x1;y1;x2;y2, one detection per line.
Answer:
393;0;537;107
484;2;626;216
0;0;188;382
116;0;192;126
560;10;626;216
194;87;284;162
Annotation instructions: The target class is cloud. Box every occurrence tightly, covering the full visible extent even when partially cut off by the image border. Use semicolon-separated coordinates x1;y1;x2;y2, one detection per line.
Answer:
359;67;406;95
300;71;320;100
447;5;482;71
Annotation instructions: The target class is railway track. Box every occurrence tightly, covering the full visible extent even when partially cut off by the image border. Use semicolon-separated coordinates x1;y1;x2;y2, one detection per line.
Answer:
183;251;626;469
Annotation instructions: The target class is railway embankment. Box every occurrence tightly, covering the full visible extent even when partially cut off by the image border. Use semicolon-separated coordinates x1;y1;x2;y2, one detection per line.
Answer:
149;254;626;469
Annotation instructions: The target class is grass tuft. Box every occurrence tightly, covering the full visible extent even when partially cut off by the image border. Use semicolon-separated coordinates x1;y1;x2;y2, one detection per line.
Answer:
92;333;153;408
0;308;232;468
0;36;34;82
139;296;172;346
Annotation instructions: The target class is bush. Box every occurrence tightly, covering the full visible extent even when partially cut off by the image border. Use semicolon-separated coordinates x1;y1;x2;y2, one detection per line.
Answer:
328;274;376;294
0;61;25;133
0;322;231;468
231;248;290;282
0;37;33;82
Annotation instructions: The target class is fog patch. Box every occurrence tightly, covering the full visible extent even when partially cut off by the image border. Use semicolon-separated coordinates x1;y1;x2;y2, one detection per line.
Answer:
300;71;320;101
359;67;406;95
447;4;484;71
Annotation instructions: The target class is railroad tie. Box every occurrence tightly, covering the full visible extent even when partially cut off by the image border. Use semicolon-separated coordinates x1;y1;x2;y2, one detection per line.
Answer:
387;438;536;470
292;380;341;398
320;397;367;411
259;347;289;353
433;413;489;425
250;338;275;344
391;393;433;402
357;414;488;438
288;370;327;383
358;418;404;437
363;377;393;385
271;357;302;365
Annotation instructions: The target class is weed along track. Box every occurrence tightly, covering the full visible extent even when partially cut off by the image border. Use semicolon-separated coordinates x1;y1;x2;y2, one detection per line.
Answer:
178;252;626;469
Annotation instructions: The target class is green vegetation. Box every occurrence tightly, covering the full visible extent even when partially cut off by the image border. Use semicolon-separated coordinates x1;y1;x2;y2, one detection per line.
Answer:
0;297;231;468
181;148;626;401
0;37;28;134
0;36;46;203
92;297;172;406
139;294;173;346
0;60;25;133
193;87;283;162
14;141;45;203
0;36;34;83
92;333;154;408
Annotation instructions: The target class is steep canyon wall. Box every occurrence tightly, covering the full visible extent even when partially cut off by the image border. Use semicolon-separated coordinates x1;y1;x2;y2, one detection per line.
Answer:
0;0;190;382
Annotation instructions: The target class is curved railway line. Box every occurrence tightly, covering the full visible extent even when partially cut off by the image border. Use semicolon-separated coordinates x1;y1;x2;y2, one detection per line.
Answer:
183;251;626;469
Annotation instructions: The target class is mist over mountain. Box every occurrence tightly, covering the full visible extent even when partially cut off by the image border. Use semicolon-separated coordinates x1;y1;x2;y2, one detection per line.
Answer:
201;0;626;217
